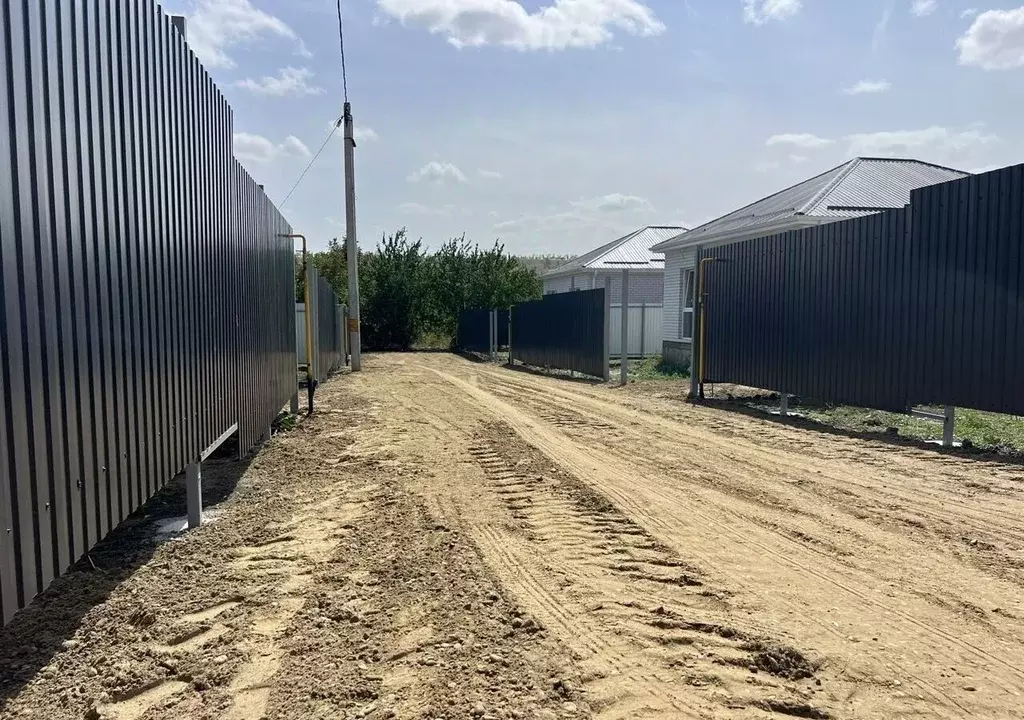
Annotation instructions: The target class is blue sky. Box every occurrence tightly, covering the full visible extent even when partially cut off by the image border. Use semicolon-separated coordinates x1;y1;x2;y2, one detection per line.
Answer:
161;0;1024;253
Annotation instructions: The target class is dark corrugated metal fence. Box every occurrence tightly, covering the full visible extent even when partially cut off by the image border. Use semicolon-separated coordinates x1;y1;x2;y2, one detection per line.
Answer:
1;0;297;624
456;308;509;353
511;289;607;379
306;263;347;383
700;164;1024;415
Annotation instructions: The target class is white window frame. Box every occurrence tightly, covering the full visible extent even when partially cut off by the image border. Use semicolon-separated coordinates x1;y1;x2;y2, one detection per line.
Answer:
679;268;695;341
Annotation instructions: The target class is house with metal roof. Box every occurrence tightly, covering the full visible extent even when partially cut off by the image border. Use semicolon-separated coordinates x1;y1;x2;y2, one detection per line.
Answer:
649;157;969;367
542;225;686;305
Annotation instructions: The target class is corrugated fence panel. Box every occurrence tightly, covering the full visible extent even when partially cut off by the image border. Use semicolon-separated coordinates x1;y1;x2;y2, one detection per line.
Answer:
608;305;663;357
700;164;1024;416
511;289;606;379
456;308;509;353
702;211;912;412
305;264;346;384
1;0;298;625
907;164;1024;414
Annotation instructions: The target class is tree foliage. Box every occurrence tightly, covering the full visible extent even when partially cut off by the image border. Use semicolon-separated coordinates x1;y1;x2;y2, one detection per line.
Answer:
302;229;542;351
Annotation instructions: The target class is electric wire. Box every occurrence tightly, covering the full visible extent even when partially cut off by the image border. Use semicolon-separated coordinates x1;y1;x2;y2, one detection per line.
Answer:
279;121;340;207
336;0;348;104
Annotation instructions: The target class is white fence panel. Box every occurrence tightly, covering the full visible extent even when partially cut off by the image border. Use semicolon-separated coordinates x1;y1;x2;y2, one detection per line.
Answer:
296;303;307;364
609;304;663;357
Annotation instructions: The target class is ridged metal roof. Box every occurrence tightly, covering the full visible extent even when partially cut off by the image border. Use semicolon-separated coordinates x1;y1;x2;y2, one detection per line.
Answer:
653;158;969;249
543;226;685;276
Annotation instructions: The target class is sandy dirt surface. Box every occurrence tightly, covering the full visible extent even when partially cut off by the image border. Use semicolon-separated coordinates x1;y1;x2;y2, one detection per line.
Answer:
3;353;1024;720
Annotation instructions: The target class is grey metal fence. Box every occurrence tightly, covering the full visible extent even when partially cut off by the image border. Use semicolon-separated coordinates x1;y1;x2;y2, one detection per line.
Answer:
1;0;297;624
511;289;609;379
699;163;1024;415
305;263;347;383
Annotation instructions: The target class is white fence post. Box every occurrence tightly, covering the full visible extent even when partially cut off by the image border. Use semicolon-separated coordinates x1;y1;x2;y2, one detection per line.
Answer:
620;269;629;385
603;278;612;381
640;301;646;358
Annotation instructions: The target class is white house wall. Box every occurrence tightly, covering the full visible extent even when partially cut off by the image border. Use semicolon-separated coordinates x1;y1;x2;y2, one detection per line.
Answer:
597;271;663;304
662;248;696;342
543;275;573;294
544;271;663;304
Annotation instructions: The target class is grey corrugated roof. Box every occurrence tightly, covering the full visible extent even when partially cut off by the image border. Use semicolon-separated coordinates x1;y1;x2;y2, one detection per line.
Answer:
543;226;685;276
652;158;968;250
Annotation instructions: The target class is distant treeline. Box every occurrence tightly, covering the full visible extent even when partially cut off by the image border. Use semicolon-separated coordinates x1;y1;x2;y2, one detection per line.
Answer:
298;230;566;350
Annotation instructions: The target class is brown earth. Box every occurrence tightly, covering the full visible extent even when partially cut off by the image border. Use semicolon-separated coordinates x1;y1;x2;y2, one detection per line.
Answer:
3;352;1024;720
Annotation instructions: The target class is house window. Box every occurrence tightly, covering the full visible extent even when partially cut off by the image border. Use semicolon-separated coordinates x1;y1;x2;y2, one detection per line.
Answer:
679;269;695;341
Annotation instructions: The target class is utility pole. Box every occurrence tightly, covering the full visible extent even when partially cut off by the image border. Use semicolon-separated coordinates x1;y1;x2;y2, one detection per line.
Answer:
343;102;362;371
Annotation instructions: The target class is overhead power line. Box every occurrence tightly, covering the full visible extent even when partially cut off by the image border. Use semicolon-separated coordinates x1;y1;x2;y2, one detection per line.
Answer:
279;120;340;208
336;0;349;104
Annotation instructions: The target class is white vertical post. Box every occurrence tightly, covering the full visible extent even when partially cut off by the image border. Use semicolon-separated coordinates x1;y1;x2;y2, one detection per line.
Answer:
640;301;646;358
186;458;202;529
943;405;956;447
603;276;611;381
779;393;789;417
689;248;703;400
620;269;629;385
343;103;362;372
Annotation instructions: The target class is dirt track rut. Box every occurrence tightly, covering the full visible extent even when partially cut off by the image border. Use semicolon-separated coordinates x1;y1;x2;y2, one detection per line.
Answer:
369;354;1024;719
3;352;1024;719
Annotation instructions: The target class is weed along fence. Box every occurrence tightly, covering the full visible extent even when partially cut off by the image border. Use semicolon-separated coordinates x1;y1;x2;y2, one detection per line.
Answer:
697;163;1024;422
0;2;302;625
297;264;348;385
510;289;609;379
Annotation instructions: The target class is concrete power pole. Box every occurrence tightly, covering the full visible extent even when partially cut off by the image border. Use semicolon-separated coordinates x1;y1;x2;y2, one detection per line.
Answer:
343;102;362;371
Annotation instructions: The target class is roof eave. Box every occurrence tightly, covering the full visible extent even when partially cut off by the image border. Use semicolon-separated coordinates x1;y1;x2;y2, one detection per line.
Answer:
653;216;825;253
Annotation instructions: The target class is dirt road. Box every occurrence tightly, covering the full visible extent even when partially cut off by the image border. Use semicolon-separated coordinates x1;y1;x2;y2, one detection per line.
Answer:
3;353;1024;720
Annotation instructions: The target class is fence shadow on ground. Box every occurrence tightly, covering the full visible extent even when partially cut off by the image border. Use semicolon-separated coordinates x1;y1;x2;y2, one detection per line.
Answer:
503;360;606;386
702;396;1024;468
0;445;259;707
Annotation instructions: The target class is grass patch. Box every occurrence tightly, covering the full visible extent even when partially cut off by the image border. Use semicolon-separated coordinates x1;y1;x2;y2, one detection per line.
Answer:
625;355;690;382
789;403;1024;454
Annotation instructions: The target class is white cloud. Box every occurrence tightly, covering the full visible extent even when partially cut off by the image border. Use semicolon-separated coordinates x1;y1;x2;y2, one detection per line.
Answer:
355;127;380;142
743;0;802;25
236;67;324;96
407;161;468;184
789;154;809;164
765;133;834;149
842;79;892;95
234;132;311;164
183;0;309;69
493;193;653;234
910;0;937;18
845;125;999;156
398;202;452;216
961;8;978;19
375;0;665;51
478;169;503;179
570;193;653;212
956;8;1024;70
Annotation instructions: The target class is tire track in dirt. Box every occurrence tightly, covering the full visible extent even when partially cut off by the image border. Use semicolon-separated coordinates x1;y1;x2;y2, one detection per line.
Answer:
422;361;1015;718
479;369;1024;631
380;366;832;718
465;431;827;720
488;373;1024;553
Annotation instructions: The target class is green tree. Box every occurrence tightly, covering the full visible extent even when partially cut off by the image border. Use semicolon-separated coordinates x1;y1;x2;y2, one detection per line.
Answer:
296;228;543;351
